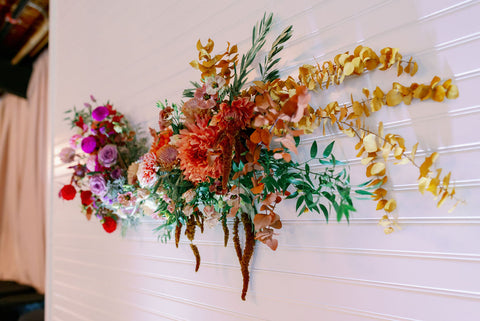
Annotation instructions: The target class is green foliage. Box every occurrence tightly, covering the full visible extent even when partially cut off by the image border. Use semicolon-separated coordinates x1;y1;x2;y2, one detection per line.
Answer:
230;13;273;99
260;25;293;82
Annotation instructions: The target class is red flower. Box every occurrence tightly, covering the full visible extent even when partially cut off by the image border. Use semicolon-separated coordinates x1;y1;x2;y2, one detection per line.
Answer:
80;190;93;206
59;184;76;200
102;216;117;233
75;116;84;129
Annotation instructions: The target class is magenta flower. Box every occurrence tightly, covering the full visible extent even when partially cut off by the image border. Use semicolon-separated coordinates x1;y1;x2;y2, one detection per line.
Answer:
98;144;118;167
81;136;97;153
92;106;109;121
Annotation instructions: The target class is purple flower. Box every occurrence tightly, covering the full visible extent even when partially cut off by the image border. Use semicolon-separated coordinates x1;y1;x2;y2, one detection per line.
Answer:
98;144;118;167
81;136;97;153
90;175;107;196
110;168;122;179
92;106;109;121
59;147;75;163
90;95;96;102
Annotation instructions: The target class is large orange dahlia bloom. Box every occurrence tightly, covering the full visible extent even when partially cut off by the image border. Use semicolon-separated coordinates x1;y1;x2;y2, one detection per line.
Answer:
177;119;222;183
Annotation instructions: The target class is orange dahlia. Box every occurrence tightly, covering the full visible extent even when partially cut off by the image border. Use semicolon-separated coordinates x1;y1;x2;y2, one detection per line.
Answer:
177;119;222;183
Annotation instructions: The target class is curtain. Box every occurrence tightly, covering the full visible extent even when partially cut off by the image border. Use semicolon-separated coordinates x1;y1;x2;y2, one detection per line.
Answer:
0;50;48;293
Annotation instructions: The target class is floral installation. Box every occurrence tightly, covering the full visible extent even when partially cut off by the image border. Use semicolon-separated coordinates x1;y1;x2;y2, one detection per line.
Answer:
134;13;461;300
60;14;462;301
59;96;147;234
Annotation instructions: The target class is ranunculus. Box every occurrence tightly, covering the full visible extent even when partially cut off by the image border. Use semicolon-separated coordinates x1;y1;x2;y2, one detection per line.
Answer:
98;144;118;167
80;190;93;206
89;175;107;196
59;147;75;163
81;136;97;153
102;216;117;233
59;184;76;200
69;134;82;149
92;106;109;121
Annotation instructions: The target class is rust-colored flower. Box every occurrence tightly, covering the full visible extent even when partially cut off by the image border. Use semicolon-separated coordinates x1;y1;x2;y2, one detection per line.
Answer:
177;119;222;183
156;144;178;171
211;97;254;130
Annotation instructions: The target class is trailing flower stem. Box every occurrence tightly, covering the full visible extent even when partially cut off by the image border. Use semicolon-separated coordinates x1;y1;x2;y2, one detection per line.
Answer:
240;212;255;301
190;243;201;272
222;216;229;247
175;221;182;248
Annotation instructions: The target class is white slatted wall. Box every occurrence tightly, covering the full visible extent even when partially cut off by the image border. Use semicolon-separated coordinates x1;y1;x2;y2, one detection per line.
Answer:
48;0;480;320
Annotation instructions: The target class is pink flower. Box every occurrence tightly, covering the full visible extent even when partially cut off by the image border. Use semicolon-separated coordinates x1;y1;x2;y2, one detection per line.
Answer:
117;192;136;207
167;202;175;213
203;205;221;228
182;189;196;203
59;147;75;163
137;152;158;188
205;76;226;95
184;205;195;217
86;155;97;172
69;134;82;149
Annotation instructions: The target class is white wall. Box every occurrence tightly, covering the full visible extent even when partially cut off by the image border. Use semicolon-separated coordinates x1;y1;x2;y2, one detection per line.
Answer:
48;0;480;320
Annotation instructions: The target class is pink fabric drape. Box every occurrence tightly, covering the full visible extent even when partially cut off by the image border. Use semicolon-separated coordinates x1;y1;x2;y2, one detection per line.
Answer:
0;50;48;293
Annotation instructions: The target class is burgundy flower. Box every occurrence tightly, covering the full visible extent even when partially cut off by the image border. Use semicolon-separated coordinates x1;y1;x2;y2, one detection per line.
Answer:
92;106;109;121
81;136;97;153
110;168;122;179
